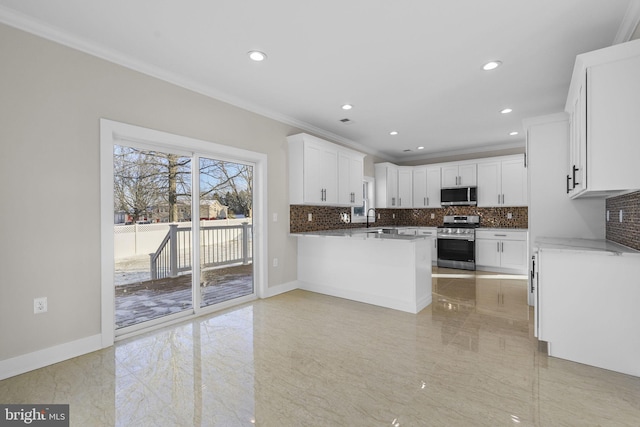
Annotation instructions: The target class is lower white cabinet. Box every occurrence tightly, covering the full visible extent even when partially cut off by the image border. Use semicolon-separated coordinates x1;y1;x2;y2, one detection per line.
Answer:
395;227;438;264
417;228;438;264
476;230;528;274
536;240;640;377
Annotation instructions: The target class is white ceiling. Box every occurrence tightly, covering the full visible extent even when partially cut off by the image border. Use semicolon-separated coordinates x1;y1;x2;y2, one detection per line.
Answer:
1;0;639;162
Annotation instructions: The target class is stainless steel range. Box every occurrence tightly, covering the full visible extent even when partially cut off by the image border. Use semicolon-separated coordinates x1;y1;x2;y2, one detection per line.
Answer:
437;215;480;270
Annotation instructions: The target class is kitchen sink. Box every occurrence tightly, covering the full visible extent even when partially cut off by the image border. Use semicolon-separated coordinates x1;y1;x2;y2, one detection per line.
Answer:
365;228;398;235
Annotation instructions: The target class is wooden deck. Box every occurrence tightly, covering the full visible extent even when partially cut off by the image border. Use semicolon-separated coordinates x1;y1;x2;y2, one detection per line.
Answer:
115;264;253;329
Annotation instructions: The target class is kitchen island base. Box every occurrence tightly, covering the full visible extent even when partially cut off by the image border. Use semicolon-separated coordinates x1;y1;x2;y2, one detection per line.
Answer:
296;235;432;314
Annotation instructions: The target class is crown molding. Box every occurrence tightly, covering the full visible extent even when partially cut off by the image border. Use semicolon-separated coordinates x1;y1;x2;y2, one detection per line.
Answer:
613;0;640;44
0;6;391;161
393;140;526;164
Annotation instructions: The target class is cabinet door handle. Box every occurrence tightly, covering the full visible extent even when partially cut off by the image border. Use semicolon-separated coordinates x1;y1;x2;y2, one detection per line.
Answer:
399;198;402;207
497;242;500;252
572;165;580;188
424;197;426;206
392;197;396;206
502;194;505;204
495;234;507;237
498;194;501;205
566;174;571;194
501;242;504;252
426;197;429;206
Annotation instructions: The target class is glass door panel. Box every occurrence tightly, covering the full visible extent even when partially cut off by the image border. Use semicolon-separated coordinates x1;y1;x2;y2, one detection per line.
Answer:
198;157;254;308
113;145;193;329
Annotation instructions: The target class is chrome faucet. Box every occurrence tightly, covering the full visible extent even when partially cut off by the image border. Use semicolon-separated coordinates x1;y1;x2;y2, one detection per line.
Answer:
366;208;376;228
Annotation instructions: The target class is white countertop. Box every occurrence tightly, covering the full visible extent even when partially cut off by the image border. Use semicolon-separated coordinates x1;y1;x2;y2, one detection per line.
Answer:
291;227;431;241
535;237;640;256
478;228;528;232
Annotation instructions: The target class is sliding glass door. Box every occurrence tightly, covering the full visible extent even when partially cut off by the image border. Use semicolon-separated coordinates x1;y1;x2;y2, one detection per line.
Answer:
112;145;255;332
198;157;254;309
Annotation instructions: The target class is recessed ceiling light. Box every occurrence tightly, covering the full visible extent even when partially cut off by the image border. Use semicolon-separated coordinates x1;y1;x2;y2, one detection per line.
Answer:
417;146;425;150
501;108;513;114
482;60;502;71
509;131;519;136
248;50;267;61
342;104;353;110
390;131;399;136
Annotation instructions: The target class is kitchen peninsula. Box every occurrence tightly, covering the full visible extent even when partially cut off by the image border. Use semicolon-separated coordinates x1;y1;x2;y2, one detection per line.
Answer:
293;229;432;314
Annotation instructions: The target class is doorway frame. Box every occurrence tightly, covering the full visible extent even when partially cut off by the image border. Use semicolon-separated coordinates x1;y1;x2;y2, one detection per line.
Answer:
100;119;267;346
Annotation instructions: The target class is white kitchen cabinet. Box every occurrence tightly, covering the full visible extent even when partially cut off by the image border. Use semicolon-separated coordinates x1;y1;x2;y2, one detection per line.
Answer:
535;238;640;377
417;227;438;264
477;155;527;207
397;166;413;208
565;39;640;198
476;230;528;274
288;133;364;206
523;113;605;306
413;166;441;208
338;150;365;206
441;163;477;187
375;163;399;208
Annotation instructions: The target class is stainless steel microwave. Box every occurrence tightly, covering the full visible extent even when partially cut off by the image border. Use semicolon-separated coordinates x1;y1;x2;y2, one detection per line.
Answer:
440;187;477;206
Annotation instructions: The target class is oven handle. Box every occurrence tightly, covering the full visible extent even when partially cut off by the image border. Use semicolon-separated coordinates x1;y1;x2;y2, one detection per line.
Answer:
437;236;475;241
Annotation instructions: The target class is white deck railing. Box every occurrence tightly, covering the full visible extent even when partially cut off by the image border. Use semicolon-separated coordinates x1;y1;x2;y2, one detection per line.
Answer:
149;222;252;279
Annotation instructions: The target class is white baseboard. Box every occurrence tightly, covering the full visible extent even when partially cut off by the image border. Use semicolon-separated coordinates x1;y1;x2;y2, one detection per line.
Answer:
416;293;433;313
0;334;103;381
261;280;299;298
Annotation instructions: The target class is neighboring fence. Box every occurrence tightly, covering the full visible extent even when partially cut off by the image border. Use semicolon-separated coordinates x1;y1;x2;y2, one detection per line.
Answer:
114;219;251;259
149;222;253;280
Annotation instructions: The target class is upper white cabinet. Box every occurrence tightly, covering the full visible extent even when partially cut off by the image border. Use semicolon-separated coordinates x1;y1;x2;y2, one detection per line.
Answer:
375;162;399;208
338;150;364;206
397;167;413;208
477;155;527;207
441;163;477;188
565;39;640;198
413;166;441;208
288;133;364;206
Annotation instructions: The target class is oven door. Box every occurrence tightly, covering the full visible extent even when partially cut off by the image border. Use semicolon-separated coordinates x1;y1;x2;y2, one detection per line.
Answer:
437;236;475;270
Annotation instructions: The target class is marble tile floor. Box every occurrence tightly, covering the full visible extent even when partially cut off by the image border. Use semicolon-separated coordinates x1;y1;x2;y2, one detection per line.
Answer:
2;268;640;426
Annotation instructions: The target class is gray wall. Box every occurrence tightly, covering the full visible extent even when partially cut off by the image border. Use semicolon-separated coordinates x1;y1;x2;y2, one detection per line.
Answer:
0;23;305;361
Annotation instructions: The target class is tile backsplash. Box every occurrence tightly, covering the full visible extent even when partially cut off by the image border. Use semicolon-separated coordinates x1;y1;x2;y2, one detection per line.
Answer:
606;191;640;251
290;205;528;233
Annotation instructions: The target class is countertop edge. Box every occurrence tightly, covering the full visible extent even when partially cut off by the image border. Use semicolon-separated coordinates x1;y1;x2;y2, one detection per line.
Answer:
535;237;640;256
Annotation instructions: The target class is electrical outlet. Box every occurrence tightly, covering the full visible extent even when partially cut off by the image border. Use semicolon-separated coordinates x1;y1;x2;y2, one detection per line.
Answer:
606;210;610;222
273;213;278;222
507;213;513;219
431;213;435;219
34;297;47;314
308;213;313;221
272;258;278;267
619;210;623;223
377;213;380;219
393;214;396;219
